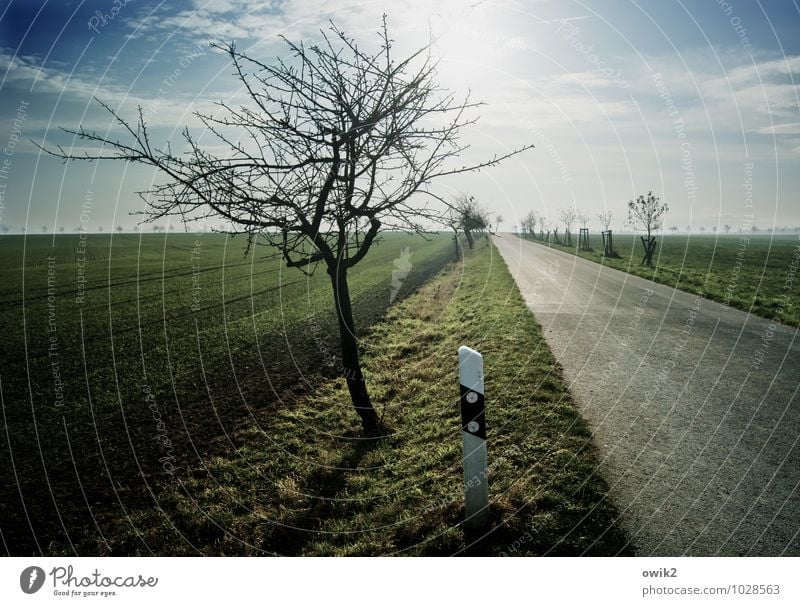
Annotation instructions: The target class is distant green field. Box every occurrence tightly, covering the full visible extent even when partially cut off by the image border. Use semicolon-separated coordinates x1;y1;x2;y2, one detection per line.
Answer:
0;231;454;555
523;233;800;327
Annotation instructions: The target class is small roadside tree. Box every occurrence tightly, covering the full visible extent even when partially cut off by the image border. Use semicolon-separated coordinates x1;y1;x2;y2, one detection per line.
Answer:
549;220;561;245
559;207;577;247
43;21;531;434
627;191;668;266
598;210;615;256
520;210;537;238
494;214;503;233
598;211;612;232
577;211;591;251
452;194;490;251
723;224;731;234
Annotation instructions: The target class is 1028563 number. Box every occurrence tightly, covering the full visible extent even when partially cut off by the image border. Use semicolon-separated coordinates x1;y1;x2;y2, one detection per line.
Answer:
734;584;780;595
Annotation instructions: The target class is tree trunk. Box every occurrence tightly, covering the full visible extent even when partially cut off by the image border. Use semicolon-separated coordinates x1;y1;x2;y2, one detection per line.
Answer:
464;229;474;249
328;264;381;434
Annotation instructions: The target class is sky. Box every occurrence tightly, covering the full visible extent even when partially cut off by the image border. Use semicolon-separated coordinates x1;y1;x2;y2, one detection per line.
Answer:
0;0;799;234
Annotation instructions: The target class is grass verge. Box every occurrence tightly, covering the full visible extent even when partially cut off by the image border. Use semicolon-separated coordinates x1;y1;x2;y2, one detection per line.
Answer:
522;233;800;327
113;240;631;555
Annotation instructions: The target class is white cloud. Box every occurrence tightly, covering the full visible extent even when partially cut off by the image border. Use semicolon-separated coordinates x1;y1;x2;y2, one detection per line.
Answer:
0;51;222;132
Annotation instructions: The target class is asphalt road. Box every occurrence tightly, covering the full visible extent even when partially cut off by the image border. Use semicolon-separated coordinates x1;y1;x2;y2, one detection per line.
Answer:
494;234;800;556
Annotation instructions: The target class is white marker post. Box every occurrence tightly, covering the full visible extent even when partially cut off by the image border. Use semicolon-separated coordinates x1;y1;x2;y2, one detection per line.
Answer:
458;345;489;530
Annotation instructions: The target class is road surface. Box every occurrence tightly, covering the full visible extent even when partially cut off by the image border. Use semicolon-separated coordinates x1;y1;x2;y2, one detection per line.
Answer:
494;235;799;556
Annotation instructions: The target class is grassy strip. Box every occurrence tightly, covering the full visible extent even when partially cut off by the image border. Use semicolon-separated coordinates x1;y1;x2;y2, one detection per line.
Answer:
522;233;800;327
116;239;630;555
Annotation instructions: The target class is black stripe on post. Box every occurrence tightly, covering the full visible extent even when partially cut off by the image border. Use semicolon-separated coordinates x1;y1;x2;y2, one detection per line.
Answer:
459;384;486;440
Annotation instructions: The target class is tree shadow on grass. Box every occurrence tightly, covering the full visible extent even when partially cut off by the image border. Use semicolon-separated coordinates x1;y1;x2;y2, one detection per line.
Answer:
267;435;384;556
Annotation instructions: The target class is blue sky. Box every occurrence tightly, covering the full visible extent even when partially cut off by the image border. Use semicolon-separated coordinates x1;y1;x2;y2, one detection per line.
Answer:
1;0;799;233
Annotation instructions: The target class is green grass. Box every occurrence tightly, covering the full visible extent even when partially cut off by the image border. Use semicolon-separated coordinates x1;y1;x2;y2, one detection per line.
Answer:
523;233;800;327
1;233;629;555
0;231;455;555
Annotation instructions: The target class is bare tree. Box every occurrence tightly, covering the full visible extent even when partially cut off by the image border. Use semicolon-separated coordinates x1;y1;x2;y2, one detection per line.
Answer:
549;219;560;244
452;194;490;251
723;224;731;234
444;206;463;260
43;20;531;434
669;225;678;234
520;210;537;238
494;214;503;233
116;225;124;233
598;211;612;231
446;194;489;259
559;207;577;246
598;210;615;256
627;191;668;266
